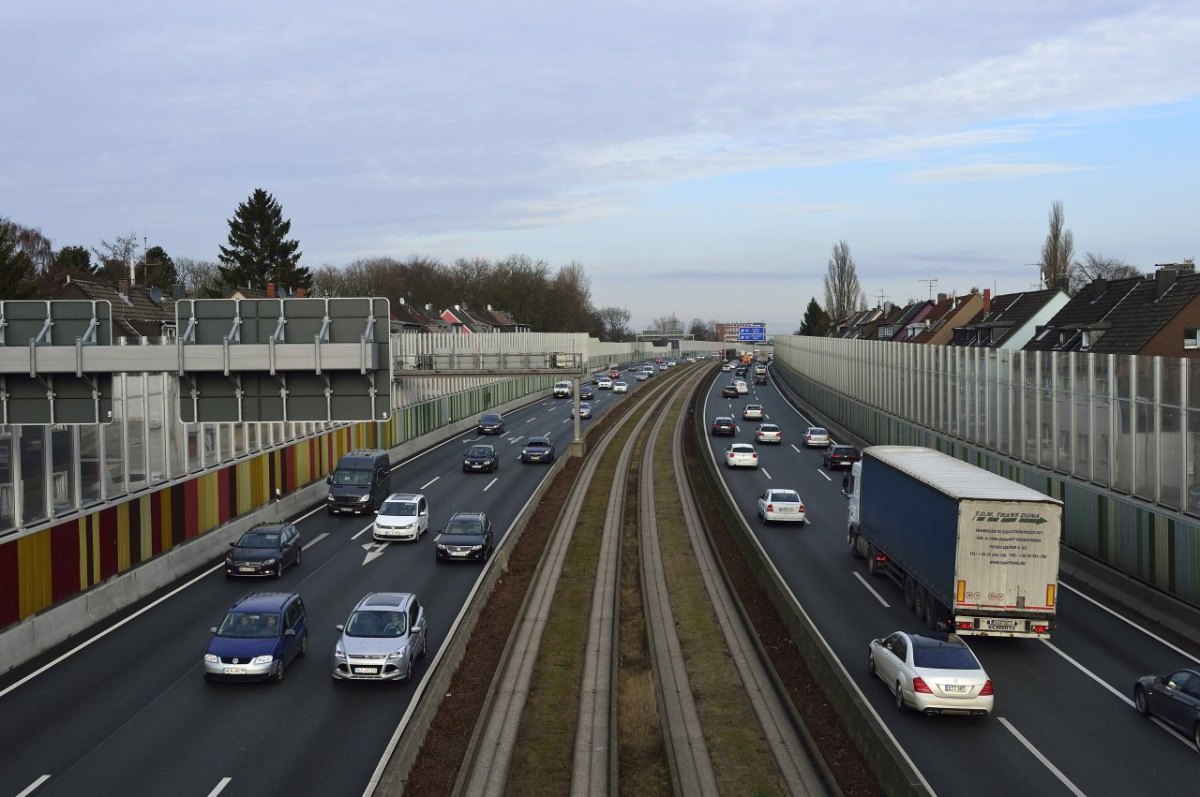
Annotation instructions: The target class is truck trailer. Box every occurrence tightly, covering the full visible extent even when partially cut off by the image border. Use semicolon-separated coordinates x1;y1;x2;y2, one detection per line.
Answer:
845;446;1062;638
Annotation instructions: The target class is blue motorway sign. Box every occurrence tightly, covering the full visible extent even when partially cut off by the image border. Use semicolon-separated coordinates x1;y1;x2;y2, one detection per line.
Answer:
738;326;766;342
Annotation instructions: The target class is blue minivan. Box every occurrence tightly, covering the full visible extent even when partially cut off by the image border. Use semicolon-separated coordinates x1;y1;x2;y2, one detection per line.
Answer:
204;592;308;683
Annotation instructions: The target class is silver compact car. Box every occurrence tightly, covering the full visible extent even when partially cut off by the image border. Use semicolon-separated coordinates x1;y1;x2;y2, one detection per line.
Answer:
724;443;759;468
332;592;428;682
373;493;429;542
868;631;993;717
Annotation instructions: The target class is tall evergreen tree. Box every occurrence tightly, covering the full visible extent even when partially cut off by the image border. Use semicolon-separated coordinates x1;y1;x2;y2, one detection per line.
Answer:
142;245;178;288
218;188;310;291
0;219;38;299
798;298;831;336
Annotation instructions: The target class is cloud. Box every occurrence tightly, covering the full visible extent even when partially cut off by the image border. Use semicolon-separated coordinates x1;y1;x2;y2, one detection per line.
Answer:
900;163;1094;183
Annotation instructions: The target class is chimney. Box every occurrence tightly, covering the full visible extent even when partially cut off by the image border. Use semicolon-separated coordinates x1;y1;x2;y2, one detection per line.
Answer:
937;292;947;303
454;304;461;312
983;288;991;314
295;287;305;298
267;282;276;298
118;277;130;296
128;256;137;287
1156;268;1177;299
172;282;186;300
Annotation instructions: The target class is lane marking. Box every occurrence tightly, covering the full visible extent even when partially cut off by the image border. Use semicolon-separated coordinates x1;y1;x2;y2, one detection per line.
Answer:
509;436;524;445
817;470;832;482
207;777;233;797
761;468;772;480
790;444;801;453
483;477;499;492
997;717;1086;797
1039;639;1132;706
1058;581;1200;664
16;776;50;797
302;532;329;550
351;524;371;540
852;572;891;608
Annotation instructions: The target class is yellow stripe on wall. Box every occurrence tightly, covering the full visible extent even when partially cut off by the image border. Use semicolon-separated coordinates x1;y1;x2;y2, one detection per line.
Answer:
198;472;219;532
16;529;53;619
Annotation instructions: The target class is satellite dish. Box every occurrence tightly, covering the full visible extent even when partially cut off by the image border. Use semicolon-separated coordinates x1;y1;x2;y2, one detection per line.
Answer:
278;286;290;299
148;286;163;305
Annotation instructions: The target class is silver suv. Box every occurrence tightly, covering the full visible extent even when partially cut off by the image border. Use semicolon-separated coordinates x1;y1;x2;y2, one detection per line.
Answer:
332;593;428;682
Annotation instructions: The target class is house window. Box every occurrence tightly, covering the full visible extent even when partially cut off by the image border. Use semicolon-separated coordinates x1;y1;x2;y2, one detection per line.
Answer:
1080;330;1090;351
1185;328;1200;350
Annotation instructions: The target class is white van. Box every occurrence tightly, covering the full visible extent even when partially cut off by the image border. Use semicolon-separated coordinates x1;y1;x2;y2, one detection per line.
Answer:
553;380;573;398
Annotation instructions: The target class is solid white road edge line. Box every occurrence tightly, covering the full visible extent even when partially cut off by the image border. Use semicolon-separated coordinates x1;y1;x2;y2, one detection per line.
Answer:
852;572;891;608
1058;581;1200;665
996;717;1087;797
16;775;50;797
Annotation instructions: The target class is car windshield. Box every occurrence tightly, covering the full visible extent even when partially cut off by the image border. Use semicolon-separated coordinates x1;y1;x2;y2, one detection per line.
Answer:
218;611;283;638
481;415;501;424
468;446;493;457
332;468;371;486
526;441;550;449
236;532;280;548
345;609;407;638
444;519;483;536
379;501;417;516
771;491;800;503
913;644;979;670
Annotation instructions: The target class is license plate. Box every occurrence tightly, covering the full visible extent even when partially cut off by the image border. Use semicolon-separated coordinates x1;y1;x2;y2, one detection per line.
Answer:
451;550;468;557
226;667;245;675
778;506;795;513
944;684;968;693
238;567;255;572
353;667;379;674
986;619;1018;630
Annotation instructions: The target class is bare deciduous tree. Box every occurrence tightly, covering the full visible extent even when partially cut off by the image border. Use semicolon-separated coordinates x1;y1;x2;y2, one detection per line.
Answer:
1069;252;1142;295
596;306;632;341
1040;201;1074;292
175;257;222;297
823;240;863;322
649;314;684;334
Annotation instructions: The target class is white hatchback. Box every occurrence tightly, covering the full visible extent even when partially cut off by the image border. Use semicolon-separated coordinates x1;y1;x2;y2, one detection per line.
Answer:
756;488;805;523
735;380;749;394
802;426;831;447
724;443;759;468
597;378;613;390
613;381;629;393
373;493;430;542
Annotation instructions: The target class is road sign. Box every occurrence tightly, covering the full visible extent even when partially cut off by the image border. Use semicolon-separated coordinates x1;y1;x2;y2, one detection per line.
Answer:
0;300;114;424
176;297;392;424
738;326;766;342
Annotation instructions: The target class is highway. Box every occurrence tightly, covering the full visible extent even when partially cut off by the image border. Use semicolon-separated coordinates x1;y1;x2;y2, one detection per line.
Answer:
0;368;654;797
701;367;1200;796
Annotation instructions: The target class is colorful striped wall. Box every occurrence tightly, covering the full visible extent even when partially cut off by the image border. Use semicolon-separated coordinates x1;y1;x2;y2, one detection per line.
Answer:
0;378;545;631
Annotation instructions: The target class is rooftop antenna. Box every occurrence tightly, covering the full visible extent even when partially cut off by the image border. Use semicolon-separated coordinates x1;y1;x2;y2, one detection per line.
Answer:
919;278;938;300
875;289;889;308
1026;263;1044;289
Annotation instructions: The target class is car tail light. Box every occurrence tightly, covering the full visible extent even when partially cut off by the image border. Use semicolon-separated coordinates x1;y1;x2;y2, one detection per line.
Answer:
751;453;757;459
913;677;933;694
766;503;774;512
797;504;805;512
979;680;993;696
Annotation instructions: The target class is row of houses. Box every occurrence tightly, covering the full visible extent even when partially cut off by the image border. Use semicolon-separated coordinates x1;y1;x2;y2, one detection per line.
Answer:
831;261;1200;358
52;277;531;340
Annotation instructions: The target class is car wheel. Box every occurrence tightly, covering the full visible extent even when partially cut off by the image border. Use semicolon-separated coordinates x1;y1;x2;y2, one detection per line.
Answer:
895;682;906;712
299;631;309;657
272;659;285;684
913;586;927;618
275;562;285;579
295;547;302;567
848;532;862;559
418;634;427;660
1134;685;1150;716
327;507;335;516
867;545;882;576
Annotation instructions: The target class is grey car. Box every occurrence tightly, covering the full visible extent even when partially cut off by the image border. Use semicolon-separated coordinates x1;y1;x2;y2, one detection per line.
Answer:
332;592;428;682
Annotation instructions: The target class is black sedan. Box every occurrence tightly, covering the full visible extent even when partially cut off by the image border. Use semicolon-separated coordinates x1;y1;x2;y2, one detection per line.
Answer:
463;444;500;473
722;384;739;398
520;436;555;463
476;413;505;434
224;523;302;578
822;444;861;469
1135;667;1200;750
710;416;737;436
435;512;494;562
579;384;595;400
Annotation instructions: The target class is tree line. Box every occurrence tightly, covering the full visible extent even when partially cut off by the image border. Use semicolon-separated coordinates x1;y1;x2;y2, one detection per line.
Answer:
0;188;687;342
797;200;1148;336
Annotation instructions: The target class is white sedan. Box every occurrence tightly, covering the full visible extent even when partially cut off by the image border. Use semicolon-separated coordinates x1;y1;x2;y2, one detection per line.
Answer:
868;631;993;717
597;378;613;390
757;489;805;523
613;381;628;393
635;371;650;381
724;443;758;468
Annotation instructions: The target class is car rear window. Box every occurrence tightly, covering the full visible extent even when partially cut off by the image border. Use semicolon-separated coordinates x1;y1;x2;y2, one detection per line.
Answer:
771;491;800;502
913;644;979;669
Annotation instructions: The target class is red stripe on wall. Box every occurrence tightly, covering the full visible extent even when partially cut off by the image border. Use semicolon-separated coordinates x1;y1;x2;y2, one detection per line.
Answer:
0;537;18;629
151;491;164;555
50;520;81;602
97;505;119;581
183;479;199;539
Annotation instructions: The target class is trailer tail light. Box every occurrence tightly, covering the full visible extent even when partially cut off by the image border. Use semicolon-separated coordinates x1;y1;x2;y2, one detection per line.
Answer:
1046;584;1056;607
1031;624;1049;635
979;680;994;696
912;677;932;694
955;620;974;631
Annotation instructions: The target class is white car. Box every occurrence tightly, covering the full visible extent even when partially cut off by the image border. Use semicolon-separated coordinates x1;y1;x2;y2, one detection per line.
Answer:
721;363;734;372
635;371;650;381
613;381;628;393
742;404;764;421
373;493;430;542
597;378;613;390
868;631;993;717
735;380;749;394
755;423;782;444
572;401;592;419
724;443;758;468
802;426;831;447
757;488;806;523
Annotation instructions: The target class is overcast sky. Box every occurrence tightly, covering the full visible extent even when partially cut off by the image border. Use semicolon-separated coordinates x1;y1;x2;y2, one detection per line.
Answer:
3;1;1198;332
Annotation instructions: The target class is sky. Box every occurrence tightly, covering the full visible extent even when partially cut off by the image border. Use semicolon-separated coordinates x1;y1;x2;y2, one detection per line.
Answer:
3;1;1199;334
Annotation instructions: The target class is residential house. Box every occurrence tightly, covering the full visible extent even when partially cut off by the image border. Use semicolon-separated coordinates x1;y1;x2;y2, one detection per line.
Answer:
53;277;183;342
390;299;443;334
1024;263;1200;357
877;300;935;342
904;293;984;345
950;288;1069;350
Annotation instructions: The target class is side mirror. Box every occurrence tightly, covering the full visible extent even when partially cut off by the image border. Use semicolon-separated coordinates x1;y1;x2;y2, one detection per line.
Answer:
284;628;295;636
326;475;333;485
229;541;237;547
1153;675;1165;685
374;510;380;515
336;624;345;632
210;626;218;634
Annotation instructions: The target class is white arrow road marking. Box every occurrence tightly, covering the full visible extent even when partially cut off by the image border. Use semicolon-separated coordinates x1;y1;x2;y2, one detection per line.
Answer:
362;541;388;566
